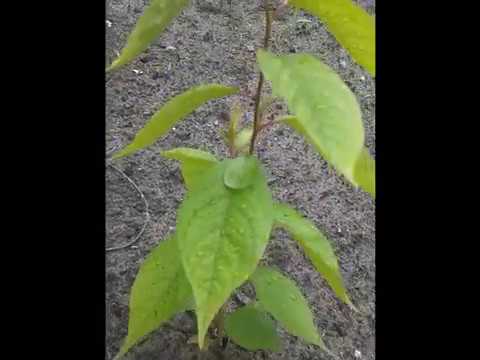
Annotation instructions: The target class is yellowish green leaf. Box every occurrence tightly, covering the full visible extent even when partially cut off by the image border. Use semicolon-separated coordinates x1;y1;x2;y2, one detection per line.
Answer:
353;147;375;198
273;203;352;305
113;84;238;159
161;147;218;190
107;0;190;71
117;236;193;358
250;267;329;352
288;0;375;76
176;159;274;349
257;50;364;185
225;305;282;352
227;103;242;146
234;128;253;154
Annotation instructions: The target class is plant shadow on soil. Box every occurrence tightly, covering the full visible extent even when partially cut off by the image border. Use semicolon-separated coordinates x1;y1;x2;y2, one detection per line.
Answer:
106;1;375;359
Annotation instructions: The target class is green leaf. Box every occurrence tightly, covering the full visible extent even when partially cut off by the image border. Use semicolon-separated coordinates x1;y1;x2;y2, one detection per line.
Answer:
233;128;253;154
223;156;258;190
288;0;375;76
161;147;218;190
107;0;190;71
257;50;364;184
227;103;242;145
353;147;375;198
113;84;238;159
225;305;282;352
117;235;193;358
176;159;274;348
273;203;351;305
250;267;328;351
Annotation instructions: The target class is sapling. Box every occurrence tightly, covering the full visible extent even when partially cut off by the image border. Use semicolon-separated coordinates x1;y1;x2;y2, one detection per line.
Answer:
107;0;375;357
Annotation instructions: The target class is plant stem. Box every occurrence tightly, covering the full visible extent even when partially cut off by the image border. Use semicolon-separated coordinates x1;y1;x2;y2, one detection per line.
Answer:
209;304;227;357
257;116;277;132
249;2;273;155
216;304;226;340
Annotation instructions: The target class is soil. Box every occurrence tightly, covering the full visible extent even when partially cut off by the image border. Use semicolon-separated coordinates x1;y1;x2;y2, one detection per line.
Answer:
106;1;375;359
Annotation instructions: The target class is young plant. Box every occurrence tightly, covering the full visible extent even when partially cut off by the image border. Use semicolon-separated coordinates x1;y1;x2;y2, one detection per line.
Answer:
107;0;375;357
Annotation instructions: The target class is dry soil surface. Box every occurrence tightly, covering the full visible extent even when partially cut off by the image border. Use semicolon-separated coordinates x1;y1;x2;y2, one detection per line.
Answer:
106;1;375;359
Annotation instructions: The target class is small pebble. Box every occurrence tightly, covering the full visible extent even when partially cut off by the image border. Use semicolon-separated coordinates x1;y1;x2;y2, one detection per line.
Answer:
140;55;151;63
202;32;213;42
296;18;312;24
354;349;362;359
106;20;112;28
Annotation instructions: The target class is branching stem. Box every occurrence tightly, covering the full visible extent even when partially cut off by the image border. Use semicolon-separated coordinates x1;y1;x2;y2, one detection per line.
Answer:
249;1;273;155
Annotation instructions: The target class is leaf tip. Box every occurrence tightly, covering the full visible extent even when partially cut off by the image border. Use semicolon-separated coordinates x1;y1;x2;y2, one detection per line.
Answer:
366;64;376;78
345;297;359;313
113;345;127;360
111;150;127;160
159;149;171;158
196;318;209;350
310;334;332;355
316;338;334;357
107;58;122;73
197;335;206;350
111;145;136;160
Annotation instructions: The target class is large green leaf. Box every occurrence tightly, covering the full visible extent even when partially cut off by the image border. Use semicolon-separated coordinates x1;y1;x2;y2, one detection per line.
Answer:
257;50;364;185
288;0;375;76
113;84;238;159
224;305;282;352
250;267;328;351
117;236;193;358
176;159;274;348
161;147;218;190
353;147;375;198
107;0;190;71
273;203;351;306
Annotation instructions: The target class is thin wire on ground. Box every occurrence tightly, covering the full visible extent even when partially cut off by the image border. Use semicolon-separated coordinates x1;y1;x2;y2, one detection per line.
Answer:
106;163;150;252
